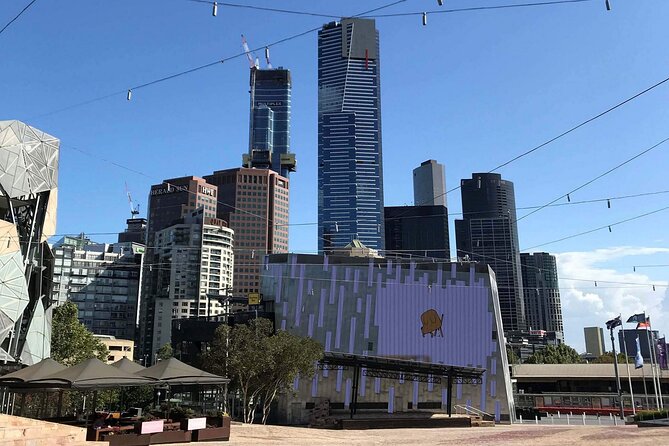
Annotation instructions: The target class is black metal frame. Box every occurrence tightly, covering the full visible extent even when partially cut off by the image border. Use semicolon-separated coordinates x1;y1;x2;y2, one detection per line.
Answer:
318;353;485;419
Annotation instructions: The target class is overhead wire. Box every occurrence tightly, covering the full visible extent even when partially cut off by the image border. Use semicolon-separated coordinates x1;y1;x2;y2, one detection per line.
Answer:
0;0;38;37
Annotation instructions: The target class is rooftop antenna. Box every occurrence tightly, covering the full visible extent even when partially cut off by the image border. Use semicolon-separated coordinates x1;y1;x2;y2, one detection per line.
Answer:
125;182;140;218
265;46;272;69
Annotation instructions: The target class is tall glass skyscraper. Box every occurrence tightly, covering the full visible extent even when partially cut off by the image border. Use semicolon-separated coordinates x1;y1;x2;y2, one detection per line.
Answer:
318;18;385;252
243;68;296;177
455;173;526;332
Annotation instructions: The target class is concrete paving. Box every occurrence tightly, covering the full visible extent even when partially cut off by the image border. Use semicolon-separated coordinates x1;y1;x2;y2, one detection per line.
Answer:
204;422;669;446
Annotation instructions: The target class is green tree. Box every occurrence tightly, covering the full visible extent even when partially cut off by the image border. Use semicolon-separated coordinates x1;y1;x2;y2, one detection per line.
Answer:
506;347;520;365
592;352;632;364
156;343;173;361
525;344;582;364
51;302;108;366
201;319;324;424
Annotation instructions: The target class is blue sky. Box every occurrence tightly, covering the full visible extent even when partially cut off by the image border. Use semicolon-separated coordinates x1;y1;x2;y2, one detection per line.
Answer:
2;0;669;350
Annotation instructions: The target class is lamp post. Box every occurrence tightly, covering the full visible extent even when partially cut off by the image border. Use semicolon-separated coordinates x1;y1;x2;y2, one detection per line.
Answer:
606;316;625;419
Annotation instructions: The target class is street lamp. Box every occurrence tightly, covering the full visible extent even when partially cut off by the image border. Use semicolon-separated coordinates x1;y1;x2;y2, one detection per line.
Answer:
606;315;625;419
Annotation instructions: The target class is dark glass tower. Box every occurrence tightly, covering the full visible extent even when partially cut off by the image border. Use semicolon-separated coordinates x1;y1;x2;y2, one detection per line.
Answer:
384;206;450;260
318;18;384;252
455;173;526;332
243;68;296;177
520;252;564;336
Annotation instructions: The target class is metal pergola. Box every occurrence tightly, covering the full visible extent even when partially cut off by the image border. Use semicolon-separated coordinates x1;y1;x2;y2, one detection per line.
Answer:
318;352;485;419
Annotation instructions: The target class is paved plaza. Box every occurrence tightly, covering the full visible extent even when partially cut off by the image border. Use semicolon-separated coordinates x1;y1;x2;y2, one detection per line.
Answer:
218;423;669;446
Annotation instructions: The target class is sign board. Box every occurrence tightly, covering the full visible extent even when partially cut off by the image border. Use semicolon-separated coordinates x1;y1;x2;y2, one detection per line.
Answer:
183;417;207;431
138;420;164;434
248;293;262;306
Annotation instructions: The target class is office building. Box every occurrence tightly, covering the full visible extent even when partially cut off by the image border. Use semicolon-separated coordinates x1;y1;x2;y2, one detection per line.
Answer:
145;209;234;361
506;329;564;363
455;173;526;332
318;18;385;252
95;335;134;364
51;236;144;342
242;68;296;177
584;327;606;356
262;254;514;424
118;217;147;244
139;176;220;361
384;206;450;260
0;120;59;366
204;168;289;298
413;160;446;207
520;252;563;336
618;329;660;361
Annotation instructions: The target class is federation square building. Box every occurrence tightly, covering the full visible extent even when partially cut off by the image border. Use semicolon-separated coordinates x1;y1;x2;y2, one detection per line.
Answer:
318;18;385;252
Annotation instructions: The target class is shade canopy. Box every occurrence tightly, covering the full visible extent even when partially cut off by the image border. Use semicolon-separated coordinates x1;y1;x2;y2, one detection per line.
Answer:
111;357;146;374
29;358;156;389
0;358;67;387
136;357;229;385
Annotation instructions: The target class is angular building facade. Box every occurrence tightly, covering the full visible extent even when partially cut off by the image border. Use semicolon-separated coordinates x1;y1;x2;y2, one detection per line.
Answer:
318;18;385;252
204;168;289;299
584;326;606;357
242;68;296;177
262;254;514;423
413;160;446;207
520;252;563;336
0;120;59;365
455;173;526;332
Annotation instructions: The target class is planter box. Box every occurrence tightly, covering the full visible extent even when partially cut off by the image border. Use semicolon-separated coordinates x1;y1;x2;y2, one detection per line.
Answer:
135;420;165;434
192;426;231;442
149;429;192;444
106;433;151;446
180;417;207;431
205;415;231;428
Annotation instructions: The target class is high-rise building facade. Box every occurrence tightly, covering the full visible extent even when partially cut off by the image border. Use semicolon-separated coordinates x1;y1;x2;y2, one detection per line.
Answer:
318;18;385;252
413;159;446;207
618;329;660;361
118;217;147;244
147;209;234;359
139;176;220;361
455;173;526;332
204;168;289;298
584;326;606;356
51;237;144;342
520;252;563;336
384;206;450;260
242;68;296;177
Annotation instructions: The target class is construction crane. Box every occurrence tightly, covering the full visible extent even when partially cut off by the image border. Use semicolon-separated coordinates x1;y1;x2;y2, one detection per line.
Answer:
125;182;140;218
241;34;259;70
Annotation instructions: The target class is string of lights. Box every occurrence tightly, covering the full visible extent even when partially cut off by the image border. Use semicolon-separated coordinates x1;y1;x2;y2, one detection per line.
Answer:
516;136;669;223
0;0;38;37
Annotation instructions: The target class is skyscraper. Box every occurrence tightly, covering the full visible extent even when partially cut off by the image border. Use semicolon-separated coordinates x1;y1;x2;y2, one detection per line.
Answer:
242;68;296;177
584;326;606;356
413;159;446;206
384;206;450;260
455;173;526;332
204;167;289;299
139;176;220;361
318;18;385;252
520;252;563;336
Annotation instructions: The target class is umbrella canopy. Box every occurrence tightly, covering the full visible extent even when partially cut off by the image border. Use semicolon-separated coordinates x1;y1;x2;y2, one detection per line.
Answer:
111;357;146;374
30;358;157;389
0;358;67;387
136;357;229;385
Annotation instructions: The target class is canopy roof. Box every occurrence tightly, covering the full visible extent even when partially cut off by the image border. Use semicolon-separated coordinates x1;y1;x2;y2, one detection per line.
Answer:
136;357;229;385
0;358;67;386
111;357;146;374
29;358;156;389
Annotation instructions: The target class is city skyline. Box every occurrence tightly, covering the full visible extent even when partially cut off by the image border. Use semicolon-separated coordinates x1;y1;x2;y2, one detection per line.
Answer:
2;1;669;351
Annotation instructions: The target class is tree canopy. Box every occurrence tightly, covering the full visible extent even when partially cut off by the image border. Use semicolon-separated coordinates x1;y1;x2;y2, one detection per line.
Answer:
524;344;581;364
200;318;324;424
156;343;173;361
591;352;632;364
51;301;108;366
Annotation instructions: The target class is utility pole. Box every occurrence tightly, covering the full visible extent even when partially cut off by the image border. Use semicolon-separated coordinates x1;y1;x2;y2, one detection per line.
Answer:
606;316;625;419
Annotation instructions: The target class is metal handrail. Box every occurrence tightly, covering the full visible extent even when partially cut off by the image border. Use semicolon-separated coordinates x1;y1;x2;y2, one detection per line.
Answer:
454;404;494;419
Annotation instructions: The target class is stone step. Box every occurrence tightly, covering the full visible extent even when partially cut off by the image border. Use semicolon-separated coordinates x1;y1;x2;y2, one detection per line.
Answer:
471;420;495;428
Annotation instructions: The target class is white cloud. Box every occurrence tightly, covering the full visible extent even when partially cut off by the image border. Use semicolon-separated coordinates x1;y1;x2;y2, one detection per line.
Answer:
554;246;669;353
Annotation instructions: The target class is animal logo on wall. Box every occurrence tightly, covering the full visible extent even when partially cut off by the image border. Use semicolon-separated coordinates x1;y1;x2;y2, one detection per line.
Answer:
420;309;444;338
